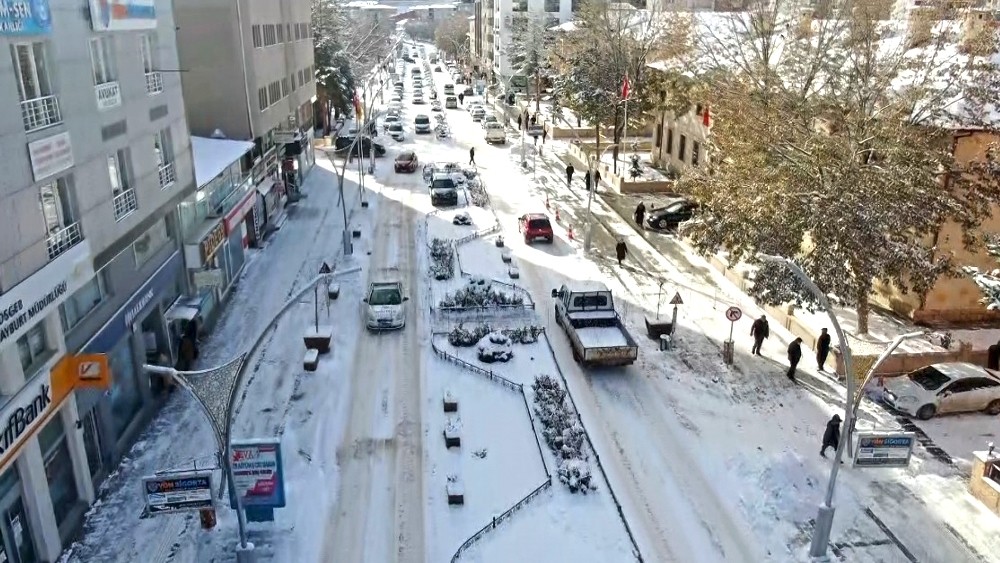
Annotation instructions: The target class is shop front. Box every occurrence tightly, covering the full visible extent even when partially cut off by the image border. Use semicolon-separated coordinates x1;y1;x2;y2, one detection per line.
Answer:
78;251;184;468
225;185;259;249
254;176;285;236
184;219;228;328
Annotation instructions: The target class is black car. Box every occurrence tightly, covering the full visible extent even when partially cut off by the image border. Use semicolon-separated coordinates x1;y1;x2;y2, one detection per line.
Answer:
334;136;386;158
429;175;459;206
646;199;698;231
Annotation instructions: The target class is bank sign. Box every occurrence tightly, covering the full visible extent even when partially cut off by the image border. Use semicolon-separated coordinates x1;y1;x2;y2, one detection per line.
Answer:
230;439;286;509
0;1;53;35
853;432;916;468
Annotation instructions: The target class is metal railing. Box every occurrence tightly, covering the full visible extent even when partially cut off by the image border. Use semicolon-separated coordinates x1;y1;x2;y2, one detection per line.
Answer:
145;71;163;95
46;222;82;260
158;162;176;188
450;478;552;562
21;94;61;132
112;189;137;221
94;81;121;110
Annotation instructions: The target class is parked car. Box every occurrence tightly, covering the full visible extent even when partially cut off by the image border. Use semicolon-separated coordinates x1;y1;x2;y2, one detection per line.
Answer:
394;151;418;173
444;84;455;96
647;199;699;231
882;363;1000;420
429;174;460;207
414;114;432;134
364;281;408;330
463;86;474;96
383;114;401;131
412;94;425;104
334;136;386;157
484;122;506;144
387;122;404;141
481;115;499;128
471;107;486;122
518;213;554;243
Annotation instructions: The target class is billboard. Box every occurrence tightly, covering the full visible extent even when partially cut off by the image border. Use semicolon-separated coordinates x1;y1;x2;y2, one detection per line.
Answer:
853;432;916;468
89;0;156;31
0;0;52;35
142;472;214;515
230;439;286;509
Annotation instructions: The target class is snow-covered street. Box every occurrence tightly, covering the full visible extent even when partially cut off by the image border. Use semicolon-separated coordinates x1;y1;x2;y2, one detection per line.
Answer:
58;43;1000;563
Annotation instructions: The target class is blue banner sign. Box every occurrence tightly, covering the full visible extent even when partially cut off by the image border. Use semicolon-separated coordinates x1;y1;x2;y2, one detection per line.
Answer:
0;1;53;35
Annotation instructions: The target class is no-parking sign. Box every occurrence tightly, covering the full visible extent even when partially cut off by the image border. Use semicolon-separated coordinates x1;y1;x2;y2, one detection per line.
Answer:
725;306;742;322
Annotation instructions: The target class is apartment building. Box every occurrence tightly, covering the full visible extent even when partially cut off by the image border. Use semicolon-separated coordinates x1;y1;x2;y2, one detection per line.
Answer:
492;0;578;84
0;1;197;559
173;0;317;206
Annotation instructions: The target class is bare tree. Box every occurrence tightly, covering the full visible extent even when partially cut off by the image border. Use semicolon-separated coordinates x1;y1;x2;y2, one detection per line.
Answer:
434;14;470;61
506;15;556;113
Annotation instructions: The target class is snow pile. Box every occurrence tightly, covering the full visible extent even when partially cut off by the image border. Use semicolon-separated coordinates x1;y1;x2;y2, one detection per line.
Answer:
477;332;514;363
532;375;596;494
447;324;542;347
438;281;525;309
429;238;455;280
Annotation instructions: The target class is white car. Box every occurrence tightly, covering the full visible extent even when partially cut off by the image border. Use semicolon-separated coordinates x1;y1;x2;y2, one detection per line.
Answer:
364;281;408;330
481;115;499;128
471;107;485;122
882;362;1000;419
484;122;506;144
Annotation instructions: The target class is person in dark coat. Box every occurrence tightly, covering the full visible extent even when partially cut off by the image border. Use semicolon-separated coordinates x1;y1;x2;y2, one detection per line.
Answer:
634;201;646;228
750;315;769;355
787;337;803;382
518;114;523;130
565;163;575;187
469;146;476;165
542;127;548;144
816;328;832;372
820;414;841;458
458;92;465;105
530;114;537;126
615;238;628;266
584;170;592;192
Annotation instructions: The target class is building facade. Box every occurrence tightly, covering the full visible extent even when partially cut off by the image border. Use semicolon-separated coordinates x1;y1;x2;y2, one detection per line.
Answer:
0;0;196;560
173;0;317;199
492;0;576;83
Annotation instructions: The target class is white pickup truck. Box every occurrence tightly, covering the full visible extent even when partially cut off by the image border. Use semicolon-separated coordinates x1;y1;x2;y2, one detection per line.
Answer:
551;282;639;367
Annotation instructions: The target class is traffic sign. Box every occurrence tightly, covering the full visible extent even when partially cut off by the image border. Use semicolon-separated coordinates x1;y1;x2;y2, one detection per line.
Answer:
725;306;742;322
669;292;684;306
319;262;332;274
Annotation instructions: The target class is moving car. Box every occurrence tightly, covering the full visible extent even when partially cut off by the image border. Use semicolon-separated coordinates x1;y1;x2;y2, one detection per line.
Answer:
882;363;1000;420
646;199;698;231
429;173;460;207
334;136;386;157
444;84;455;96
414;114;432;134
518;213;554;243
550;282;639;367
383;114;401;131
471;107;486;121
412;94;425;104
394;151;419;173
463;86;474;96
388;122;404;141
435;65;443;72
445;96;459;109
484;122;506;144
364;281;408;330
481;115;499;128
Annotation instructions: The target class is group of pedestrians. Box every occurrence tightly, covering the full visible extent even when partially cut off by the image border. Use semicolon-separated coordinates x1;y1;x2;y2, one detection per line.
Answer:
563;163;602;192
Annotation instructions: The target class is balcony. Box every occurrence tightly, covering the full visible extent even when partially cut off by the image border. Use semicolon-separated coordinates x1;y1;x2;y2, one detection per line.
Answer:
113;189;137;221
21;95;61;132
47;222;82;261
158;162;176;189
145;71;163;95
94;81;122;111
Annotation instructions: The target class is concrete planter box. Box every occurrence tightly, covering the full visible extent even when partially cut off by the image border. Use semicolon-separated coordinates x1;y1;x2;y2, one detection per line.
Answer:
304;325;333;354
303;349;319;372
443;391;458;413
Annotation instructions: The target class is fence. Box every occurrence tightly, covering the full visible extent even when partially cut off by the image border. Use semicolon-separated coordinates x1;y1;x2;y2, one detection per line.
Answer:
430;332;554;561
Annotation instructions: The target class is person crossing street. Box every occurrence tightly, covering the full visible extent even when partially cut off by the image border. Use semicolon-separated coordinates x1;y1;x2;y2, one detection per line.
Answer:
469;146;476;166
565;163;575;188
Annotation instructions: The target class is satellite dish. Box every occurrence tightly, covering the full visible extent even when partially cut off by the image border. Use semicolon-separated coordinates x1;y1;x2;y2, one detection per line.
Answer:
210;129;227;139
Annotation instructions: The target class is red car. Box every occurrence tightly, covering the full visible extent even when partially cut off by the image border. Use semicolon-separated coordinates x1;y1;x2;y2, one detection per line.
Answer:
394;151;418;173
518;213;554;244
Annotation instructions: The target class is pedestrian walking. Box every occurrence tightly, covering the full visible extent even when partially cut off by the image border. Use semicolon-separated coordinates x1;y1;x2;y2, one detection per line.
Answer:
750;315;769;355
517;114;523;130
820;414;842;458
593;169;602;188
816;328;832;372
615;238;629;266
542;128;548;144
469;146;476;165
458;92;465;105
787;337;803;382
584;170;592;192
634;201;646;228
565;163;575;188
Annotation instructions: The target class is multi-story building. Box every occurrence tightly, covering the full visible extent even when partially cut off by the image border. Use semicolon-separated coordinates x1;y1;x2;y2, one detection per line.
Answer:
173;0;317;205
492;0;577;85
0;0;197;559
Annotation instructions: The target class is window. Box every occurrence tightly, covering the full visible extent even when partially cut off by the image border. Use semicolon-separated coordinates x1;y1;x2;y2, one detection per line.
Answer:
297;69;304;85
294;22;301;40
290;73;297;91
40;418;80;528
263;24;276;46
10;42;52;102
281;77;289;98
252;24;262;48
17;323;48;375
277;22;284;43
258;86;268;110
692;141;700;166
571;0;581;10
666;128;673;155
139;33;158;73
90;36;117;85
39;177;75;234
679;134;687;161
108;149;131;194
544;0;559;11
304;66;313;82
695;103;703;116
268;81;280;104
154;128;173;167
60;274;105;331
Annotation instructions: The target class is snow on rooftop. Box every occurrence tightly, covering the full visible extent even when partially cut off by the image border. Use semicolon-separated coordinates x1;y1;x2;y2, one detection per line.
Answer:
191;136;254;188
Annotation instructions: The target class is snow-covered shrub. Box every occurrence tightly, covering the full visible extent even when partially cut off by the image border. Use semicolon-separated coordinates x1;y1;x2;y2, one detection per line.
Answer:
506;325;542;344
531;375;595;494
477;332;513;363
467;178;489;207
439;283;524;309
429;238;454;280
447;323;491;347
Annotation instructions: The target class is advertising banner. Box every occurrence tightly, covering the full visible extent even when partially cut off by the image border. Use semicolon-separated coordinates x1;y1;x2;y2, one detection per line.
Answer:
89;0;156;32
853;432;916;468
230;439;286;509
0;0;52;35
142;472;213;514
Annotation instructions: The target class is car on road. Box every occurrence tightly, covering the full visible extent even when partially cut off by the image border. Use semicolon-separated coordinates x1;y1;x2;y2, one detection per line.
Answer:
646;199;698;231
334;136;386;157
463;86;474;96
435;65;443;72
364;282;408;330
388;101;403;113
414;114;432;134
444;84;455;96
484;122;506;144
383;114;401;131
518;213;554;244
387;122;404;141
445;96;458;109
550;283;639;366
394;151;418;173
471;107;486;121
412;94;425;104
429;173;460;207
481;115;499;128
882;363;1000;420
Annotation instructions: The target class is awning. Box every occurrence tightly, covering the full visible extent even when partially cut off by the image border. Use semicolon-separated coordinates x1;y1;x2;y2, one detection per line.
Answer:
165;296;202;323
256;177;276;197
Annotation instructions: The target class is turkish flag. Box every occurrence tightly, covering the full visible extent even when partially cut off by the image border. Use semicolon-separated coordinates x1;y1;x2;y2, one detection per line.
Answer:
621;74;631;100
702;103;711;127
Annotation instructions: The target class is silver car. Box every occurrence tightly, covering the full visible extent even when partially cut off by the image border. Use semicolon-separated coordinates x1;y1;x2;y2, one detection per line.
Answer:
364;281;408;330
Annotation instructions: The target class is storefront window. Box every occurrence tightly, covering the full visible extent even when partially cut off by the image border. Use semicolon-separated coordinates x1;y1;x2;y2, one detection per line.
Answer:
39;418;79;529
108;338;141;436
226;228;245;285
133;219;170;268
16;325;48;376
60;274;105;331
81;409;104;481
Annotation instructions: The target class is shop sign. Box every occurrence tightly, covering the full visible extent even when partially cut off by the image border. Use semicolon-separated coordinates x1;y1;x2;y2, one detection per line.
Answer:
0;352;110;473
192;269;224;289
89;0;156;32
201;222;226;261
0;241;92;346
853;432;916;468
224;190;257;234
229;439;286;510
82;251;182;354
142;471;213;515
273;130;297;144
0;0;52;35
27;131;73;182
